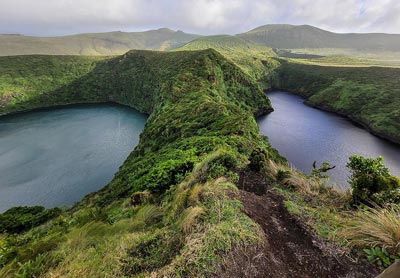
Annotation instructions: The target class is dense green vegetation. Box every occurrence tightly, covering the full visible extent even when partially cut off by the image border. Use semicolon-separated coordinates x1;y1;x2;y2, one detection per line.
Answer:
274;59;400;144
347;155;400;206
1;27;399;274
0;55;108;113
0;28;200;56
0;207;61;234
0;50;280;276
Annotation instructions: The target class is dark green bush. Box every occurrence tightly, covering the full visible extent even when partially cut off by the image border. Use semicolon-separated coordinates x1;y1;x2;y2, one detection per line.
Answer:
346;155;400;206
248;148;268;172
0;206;61;234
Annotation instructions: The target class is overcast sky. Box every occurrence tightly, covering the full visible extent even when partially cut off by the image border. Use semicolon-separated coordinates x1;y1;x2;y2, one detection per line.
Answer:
0;0;399;36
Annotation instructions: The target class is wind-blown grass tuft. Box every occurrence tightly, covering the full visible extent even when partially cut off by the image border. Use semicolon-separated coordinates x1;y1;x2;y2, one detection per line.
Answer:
337;205;400;254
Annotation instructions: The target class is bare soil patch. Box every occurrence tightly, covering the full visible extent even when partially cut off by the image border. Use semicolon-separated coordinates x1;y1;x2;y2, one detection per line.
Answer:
215;170;379;278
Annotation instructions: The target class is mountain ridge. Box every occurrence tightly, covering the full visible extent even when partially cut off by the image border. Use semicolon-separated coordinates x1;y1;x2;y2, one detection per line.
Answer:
0;28;201;56
1;24;400;56
237;24;400;51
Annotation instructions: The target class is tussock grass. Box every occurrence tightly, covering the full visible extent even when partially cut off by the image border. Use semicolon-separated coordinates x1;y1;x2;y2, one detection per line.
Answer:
266;158;350;241
151;179;263;277
187;184;203;206
135;204;163;226
178;206;206;234
337;205;400;254
265;159;325;196
266;155;400;266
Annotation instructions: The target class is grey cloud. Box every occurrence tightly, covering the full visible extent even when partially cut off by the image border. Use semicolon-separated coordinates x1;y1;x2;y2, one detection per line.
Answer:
0;0;399;36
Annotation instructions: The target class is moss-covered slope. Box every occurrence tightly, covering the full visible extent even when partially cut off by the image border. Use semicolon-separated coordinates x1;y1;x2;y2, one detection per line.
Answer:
0;49;277;277
274;60;400;144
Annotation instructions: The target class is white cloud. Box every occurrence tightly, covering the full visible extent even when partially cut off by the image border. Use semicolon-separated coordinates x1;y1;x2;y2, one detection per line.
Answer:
0;0;399;35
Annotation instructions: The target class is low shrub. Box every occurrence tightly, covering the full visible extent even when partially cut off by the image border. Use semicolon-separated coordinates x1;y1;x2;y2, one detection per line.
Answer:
347;155;400;206
248;147;268;172
0;206;61;234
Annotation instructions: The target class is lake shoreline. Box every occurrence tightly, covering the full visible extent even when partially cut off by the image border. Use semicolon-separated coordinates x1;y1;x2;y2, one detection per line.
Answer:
265;88;400;146
258;90;400;187
0;101;149;119
0;104;147;211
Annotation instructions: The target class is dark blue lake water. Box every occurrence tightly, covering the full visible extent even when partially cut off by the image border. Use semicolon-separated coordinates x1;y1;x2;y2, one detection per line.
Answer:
0;104;146;212
257;91;400;189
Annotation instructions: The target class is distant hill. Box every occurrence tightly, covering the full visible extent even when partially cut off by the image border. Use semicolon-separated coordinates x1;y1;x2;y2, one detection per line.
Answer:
1;24;399;56
237;24;400;51
176;35;278;80
0;28;200;56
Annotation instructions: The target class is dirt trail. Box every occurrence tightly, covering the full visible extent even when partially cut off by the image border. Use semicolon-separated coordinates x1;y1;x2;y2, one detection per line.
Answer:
219;170;378;278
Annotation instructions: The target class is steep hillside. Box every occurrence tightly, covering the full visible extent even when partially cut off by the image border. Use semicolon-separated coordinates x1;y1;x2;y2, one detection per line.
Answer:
238;24;400;51
0;28;200;56
274;59;400;144
0;50;275;277
176;35;279;83
0;49;387;277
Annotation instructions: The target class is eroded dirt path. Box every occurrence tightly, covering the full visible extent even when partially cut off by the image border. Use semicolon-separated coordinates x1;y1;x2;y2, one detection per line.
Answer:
220;170;378;278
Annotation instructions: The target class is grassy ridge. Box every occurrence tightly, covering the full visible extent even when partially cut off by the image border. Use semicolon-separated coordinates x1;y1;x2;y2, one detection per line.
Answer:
0;55;109;113
0;50;279;276
274;59;400;144
0;29;200;56
174;38;400;145
238;24;400;52
172;35;279;83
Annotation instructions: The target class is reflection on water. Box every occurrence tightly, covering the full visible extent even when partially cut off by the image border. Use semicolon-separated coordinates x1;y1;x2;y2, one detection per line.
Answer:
0;104;146;212
257;91;400;189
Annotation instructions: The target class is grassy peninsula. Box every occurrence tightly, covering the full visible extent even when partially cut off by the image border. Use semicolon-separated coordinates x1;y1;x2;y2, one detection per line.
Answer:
0;49;278;277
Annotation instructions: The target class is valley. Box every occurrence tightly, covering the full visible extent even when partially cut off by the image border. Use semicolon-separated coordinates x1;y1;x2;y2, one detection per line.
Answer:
0;24;399;277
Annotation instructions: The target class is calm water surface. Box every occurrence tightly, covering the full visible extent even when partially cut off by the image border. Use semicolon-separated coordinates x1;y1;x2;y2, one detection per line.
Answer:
0;104;146;212
258;91;400;188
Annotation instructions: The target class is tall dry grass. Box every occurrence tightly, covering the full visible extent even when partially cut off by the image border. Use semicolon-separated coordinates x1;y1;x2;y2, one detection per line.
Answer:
337;205;400;254
265;159;322;195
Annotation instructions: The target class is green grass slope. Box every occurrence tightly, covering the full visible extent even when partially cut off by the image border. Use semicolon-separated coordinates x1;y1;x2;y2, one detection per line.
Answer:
238;24;400;52
0;55;109;113
274;59;400;144
175;35;279;84
0;28;200;56
0;50;279;277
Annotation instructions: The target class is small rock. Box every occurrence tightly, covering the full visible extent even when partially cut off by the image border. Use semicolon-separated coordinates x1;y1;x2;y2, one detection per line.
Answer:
378;260;400;278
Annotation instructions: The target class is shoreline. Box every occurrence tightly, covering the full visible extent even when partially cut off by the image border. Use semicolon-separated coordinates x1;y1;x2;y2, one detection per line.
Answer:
266;88;400;146
0;101;149;119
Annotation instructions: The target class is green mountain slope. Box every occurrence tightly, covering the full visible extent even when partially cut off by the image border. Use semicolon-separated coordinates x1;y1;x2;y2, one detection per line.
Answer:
176;35;279;82
0;47;392;277
0;50;277;276
0;28;200;56
238;24;400;51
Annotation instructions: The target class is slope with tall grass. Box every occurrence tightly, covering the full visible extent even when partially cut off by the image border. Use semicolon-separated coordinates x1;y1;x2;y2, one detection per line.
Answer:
0;49;278;277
